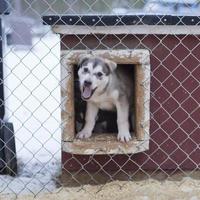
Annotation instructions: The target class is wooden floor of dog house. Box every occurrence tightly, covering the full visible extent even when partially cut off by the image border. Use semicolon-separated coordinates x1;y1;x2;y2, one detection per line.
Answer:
63;133;149;155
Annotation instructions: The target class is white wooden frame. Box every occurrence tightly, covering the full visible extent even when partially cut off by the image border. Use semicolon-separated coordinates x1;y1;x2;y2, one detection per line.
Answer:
61;49;150;154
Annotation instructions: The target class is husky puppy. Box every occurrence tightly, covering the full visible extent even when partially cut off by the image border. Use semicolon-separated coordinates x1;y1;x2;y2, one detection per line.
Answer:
77;55;134;142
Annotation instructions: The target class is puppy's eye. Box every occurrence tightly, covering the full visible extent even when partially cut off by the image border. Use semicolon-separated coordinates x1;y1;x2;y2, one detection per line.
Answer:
83;68;88;73
96;72;103;78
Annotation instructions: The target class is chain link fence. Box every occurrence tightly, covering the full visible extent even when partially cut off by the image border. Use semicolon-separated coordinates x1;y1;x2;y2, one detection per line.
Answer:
1;0;200;198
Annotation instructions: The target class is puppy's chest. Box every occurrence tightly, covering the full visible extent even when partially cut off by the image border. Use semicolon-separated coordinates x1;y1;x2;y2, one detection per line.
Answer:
98;101;115;110
92;94;116;111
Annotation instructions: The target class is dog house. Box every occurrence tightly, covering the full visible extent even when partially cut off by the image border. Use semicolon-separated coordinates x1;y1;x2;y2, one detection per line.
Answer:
43;15;200;172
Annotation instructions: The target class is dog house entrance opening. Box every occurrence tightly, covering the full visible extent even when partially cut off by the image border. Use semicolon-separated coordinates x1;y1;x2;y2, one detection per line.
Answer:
74;64;135;139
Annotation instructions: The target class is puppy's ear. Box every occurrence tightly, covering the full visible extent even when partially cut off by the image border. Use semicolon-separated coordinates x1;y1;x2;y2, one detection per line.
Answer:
78;54;91;67
105;59;117;73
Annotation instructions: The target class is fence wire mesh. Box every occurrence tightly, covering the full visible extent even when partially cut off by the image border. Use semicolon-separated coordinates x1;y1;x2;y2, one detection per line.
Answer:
1;0;200;198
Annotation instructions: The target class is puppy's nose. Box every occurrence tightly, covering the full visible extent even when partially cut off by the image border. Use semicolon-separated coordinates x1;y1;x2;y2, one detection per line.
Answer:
84;80;92;87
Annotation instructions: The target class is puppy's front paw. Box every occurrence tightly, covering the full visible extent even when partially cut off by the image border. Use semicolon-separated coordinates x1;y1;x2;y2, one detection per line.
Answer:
117;132;132;142
77;129;92;139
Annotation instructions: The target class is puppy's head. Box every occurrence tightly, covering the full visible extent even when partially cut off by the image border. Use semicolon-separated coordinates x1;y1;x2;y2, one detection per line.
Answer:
78;55;117;101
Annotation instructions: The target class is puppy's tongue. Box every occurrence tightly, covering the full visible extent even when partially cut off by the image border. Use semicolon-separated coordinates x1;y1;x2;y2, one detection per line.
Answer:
82;86;92;99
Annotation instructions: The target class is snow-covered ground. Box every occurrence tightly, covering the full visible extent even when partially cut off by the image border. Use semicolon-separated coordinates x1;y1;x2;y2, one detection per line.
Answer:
0;30;61;195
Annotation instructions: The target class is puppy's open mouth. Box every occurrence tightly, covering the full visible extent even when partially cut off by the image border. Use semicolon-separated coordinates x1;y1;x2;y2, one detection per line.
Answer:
82;86;97;100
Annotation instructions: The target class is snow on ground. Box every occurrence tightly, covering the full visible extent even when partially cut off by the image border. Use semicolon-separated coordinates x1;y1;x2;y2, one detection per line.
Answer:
0;30;61;195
